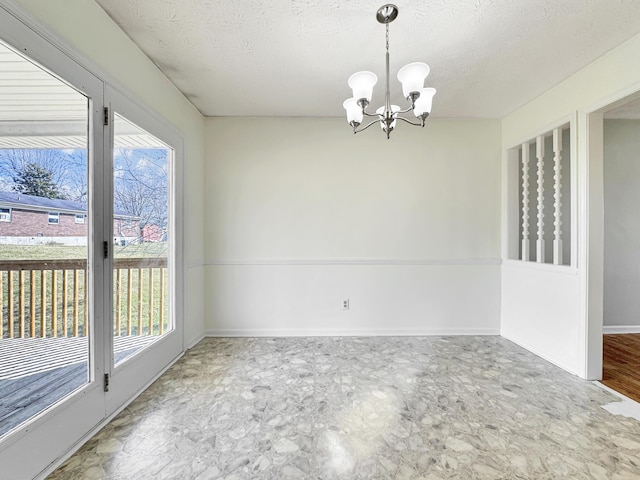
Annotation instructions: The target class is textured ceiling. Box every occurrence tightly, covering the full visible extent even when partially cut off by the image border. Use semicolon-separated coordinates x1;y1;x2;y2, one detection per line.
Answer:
94;0;640;119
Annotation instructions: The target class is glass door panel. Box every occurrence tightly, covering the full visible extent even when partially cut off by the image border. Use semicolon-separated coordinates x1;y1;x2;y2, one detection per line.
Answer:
112;113;172;367
0;41;91;438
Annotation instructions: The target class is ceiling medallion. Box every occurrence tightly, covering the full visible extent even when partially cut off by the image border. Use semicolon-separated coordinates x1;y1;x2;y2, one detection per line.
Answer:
343;4;436;139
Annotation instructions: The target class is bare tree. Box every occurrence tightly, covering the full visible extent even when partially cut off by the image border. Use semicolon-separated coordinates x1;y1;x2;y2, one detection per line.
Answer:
113;148;168;243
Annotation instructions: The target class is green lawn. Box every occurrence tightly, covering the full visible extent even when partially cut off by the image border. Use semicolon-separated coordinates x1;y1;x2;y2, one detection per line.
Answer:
0;242;168;260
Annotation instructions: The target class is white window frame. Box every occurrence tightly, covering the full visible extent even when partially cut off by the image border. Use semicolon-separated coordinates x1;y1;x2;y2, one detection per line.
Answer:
75;213;85;224
0;207;11;222
48;211;60;224
0;4;107;478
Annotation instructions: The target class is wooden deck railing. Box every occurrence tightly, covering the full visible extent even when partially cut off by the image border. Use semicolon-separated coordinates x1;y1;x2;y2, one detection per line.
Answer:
0;258;168;340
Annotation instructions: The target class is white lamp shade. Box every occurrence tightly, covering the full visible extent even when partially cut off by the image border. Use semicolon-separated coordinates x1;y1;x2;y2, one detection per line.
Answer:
397;62;430;99
348;71;377;103
343;98;363;124
413;88;436;117
376;105;400;130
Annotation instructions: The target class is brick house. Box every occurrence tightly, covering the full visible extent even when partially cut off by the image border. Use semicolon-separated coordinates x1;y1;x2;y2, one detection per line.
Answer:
0;191;140;245
141;224;164;242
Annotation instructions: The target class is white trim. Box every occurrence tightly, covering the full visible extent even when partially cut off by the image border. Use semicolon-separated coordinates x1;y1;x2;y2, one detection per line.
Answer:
186;332;206;350
584;84;640;380
204;258;501;266
582;109;605;380
502;259;578;275
47;211;59;224
505;115;575;152
584;83;640;119
35;351;184;480
602;325;640;334
501;333;581;377
0;207;11;222
204;328;501;337
103;85;185;416
0;7;110;476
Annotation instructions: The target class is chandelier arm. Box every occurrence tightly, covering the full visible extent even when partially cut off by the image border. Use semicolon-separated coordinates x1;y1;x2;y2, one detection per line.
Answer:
395;116;424;127
362;109;380;118
354;119;383;133
396;105;415;115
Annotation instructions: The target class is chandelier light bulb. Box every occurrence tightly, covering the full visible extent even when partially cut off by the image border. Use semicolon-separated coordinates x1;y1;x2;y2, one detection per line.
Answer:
343;98;364;125
413;87;437;117
397;62;430;99
348;71;377;105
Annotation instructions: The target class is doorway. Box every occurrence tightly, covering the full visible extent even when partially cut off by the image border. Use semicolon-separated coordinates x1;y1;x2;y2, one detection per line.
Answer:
0;7;183;478
0;40;94;438
600;99;640;402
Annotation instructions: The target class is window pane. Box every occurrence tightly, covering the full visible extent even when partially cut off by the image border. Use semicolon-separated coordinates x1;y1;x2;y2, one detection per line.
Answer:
0;41;90;438
112;113;172;367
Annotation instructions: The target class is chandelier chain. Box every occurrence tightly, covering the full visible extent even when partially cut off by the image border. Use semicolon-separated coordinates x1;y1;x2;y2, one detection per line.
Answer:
386;23;389;54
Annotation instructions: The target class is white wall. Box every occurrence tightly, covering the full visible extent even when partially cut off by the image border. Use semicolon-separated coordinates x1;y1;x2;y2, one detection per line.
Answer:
501;31;640;378
12;0;206;345
204;117;501;335
603;119;640;329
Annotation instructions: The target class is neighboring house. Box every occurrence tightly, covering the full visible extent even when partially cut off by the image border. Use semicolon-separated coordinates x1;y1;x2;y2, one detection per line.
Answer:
141;223;164;243
0;191;140;245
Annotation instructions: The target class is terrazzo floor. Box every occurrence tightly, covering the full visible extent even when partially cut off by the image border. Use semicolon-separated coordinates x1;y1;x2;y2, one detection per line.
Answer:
48;336;640;479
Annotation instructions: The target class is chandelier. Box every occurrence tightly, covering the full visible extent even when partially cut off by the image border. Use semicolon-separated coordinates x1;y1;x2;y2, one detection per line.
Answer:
343;4;436;139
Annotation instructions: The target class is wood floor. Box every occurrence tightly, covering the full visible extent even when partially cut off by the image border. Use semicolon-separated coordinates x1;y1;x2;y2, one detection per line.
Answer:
602;333;640;403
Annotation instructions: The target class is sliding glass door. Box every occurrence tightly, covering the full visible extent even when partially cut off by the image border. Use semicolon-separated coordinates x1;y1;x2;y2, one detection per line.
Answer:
0;8;108;478
0;7;183;478
104;87;182;415
0;40;94;439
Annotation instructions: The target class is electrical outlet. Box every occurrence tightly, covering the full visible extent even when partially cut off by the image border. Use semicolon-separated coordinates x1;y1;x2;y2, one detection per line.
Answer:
342;299;350;310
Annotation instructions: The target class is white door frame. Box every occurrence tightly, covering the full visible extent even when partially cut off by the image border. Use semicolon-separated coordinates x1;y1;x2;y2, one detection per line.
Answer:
584;87;640;380
104;85;184;414
0;5;185;478
0;5;107;478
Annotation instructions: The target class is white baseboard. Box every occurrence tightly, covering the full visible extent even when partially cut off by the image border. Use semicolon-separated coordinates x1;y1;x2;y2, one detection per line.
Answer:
501;333;581;378
203;328;500;337
185;331;206;350
603;325;640;334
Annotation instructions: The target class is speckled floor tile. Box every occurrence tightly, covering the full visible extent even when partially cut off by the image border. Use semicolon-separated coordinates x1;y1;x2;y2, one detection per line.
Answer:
47;337;640;479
